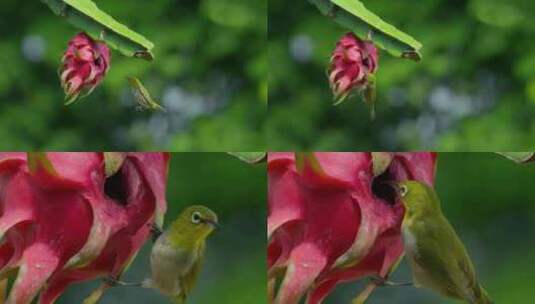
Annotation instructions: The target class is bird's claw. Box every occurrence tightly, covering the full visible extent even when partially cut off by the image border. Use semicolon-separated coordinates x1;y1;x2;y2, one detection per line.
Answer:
369;275;387;286
369;275;412;287
103;275;118;287
148;222;163;241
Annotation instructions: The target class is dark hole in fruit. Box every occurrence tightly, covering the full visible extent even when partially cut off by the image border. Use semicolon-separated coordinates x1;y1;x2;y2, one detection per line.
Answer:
104;167;128;205
372;168;397;206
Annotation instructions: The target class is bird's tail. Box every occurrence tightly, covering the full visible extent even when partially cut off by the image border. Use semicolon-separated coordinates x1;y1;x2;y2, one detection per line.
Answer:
473;284;493;304
172;296;184;304
171;293;186;304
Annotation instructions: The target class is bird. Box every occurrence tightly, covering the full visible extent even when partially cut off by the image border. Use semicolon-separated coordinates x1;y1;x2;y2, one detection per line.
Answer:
106;205;220;304
380;180;493;304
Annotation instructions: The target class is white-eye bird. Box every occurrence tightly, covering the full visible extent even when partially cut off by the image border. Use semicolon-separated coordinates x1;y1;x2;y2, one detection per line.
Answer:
387;181;493;304
106;205;220;304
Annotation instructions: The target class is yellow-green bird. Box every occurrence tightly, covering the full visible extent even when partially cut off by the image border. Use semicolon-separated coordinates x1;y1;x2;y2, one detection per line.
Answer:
107;205;220;304
393;181;493;304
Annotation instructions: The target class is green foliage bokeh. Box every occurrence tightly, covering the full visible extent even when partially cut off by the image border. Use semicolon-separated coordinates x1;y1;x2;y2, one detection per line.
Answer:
59;153;267;304
0;0;266;151
268;0;535;151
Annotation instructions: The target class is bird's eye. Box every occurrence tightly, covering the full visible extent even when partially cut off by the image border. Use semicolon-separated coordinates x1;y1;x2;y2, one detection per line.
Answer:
191;211;202;224
399;185;408;197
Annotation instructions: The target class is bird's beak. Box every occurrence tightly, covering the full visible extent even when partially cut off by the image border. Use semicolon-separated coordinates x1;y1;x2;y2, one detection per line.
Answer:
204;219;221;230
381;181;406;200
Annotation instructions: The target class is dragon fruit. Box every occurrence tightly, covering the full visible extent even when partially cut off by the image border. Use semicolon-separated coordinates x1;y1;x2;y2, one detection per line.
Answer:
0;152;169;304
60;32;111;105
267;152;437;304
329;33;379;108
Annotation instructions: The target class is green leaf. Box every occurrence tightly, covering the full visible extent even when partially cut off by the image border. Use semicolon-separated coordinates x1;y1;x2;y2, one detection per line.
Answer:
497;152;535;164
41;0;154;60
308;0;422;60
127;77;166;112
228;152;266;164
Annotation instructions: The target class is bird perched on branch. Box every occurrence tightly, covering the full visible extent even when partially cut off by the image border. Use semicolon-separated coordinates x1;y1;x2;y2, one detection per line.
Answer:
106;205;220;304
375;181;493;304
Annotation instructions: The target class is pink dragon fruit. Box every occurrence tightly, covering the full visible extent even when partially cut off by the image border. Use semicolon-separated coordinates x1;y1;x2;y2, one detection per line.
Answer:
329;33;379;107
60;32;111;104
0;152;169;304
267;152;437;304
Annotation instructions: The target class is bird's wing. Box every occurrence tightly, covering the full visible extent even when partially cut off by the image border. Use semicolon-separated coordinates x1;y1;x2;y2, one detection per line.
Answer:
454;245;486;303
410;218;463;298
435;214;481;301
438;215;482;301
180;241;206;299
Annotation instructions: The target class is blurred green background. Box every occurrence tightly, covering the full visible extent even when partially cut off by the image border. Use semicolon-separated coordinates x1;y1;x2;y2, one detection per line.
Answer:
268;0;535;150
327;153;535;303
0;0;266;151
59;153;267;303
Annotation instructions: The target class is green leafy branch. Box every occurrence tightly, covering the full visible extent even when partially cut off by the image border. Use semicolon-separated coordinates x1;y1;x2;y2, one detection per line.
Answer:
308;0;423;60
42;0;154;60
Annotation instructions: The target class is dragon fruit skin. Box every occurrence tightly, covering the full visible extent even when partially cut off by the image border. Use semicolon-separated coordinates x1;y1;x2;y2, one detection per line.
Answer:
0;152;169;304
60;32;111;104
329;33;379;103
267;152;437;304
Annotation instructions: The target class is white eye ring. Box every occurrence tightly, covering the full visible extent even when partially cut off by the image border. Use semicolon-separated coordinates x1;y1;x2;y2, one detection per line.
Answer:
191;211;202;224
399;185;408;197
